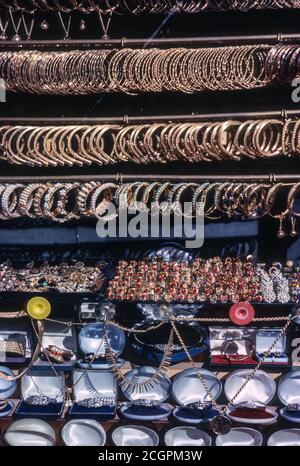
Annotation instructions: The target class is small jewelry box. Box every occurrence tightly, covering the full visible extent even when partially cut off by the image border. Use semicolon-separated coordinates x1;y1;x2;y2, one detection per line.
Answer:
77;322;125;369
70;368;117;420
164;427;212;447
0;319;32;364
111;425;159;447
131;321;208;364
4;419;56;446
225;369;278;425
0;366;17;417
255;328;288;365
15;370;65;420
120;366;171;421
216;427;263;446
171;367;222;424
34;319;77;371
209;327;256;366
267;429;300;446
278;371;300;423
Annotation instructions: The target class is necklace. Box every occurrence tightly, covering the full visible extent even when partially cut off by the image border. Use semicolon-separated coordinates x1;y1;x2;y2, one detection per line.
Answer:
8;8;22;41
21;14;35;40
25;374;64;406
0;17;9;40
104;322;174;395
57;12;72;40
77;371;116;408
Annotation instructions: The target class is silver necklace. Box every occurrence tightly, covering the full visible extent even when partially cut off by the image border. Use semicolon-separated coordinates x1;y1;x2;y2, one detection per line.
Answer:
21;14;35;40
9;9;22;41
57;12;72;40
0;16;9;40
25;375;64;406
77;371;116;408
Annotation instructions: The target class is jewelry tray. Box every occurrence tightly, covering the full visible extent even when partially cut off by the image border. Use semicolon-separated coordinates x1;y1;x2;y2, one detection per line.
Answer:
15;370;65;420
209;326;257;367
70;369;117;420
34;319;77;371
0;319;32;364
256;328;288;365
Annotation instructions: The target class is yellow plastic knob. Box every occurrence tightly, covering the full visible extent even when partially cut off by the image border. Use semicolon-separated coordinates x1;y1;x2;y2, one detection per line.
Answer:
27;297;51;320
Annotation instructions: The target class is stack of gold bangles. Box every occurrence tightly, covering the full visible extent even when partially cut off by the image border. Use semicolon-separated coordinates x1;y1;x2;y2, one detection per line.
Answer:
0;46;276;94
3;0;300;13
0;181;298;234
1;118;299;166
1;45;300;95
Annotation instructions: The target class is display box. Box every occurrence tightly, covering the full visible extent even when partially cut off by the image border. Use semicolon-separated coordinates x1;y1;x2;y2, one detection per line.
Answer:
70;369;117;420
14;370;65;420
0;319;32;364
34;319;77;371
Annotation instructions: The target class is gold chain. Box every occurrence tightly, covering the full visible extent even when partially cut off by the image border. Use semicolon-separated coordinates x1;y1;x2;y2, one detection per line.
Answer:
13;312;294;407
229;319;292;405
107;320;166;333
172;316;290;323
45;315;290;331
169;317;222;412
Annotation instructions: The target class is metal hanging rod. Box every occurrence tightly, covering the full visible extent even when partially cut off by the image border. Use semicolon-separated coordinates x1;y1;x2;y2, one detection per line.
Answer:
1;32;300;48
1;109;300;124
0;174;298;183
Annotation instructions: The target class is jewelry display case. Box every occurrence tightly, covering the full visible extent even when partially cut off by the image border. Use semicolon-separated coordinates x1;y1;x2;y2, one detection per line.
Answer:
0;1;300;449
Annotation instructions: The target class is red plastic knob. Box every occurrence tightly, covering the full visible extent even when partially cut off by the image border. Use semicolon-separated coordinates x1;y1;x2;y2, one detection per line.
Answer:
229;302;255;326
